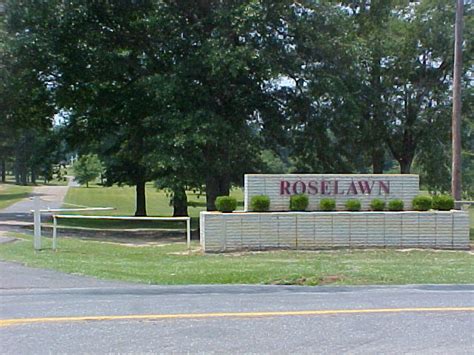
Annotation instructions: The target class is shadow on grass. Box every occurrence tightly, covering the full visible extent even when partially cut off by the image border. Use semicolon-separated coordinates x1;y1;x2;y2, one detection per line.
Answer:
0;192;30;202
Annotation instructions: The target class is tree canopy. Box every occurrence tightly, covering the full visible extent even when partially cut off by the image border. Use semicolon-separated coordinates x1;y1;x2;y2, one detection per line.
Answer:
2;0;473;215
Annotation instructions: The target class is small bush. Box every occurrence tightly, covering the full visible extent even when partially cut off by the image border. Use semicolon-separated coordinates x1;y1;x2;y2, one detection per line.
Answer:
345;199;361;211
290;194;309;211
215;196;237;213
412;195;432;211
432;195;454;211
320;198;336;211
370;199;385;211
388;199;404;211
250;195;270;212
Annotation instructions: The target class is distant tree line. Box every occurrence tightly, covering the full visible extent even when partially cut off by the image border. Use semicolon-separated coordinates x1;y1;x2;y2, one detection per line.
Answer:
1;0;473;216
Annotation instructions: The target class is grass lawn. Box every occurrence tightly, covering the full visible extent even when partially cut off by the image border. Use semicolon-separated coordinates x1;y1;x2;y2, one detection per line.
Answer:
0;184;33;210
61;184;243;229
0;233;472;286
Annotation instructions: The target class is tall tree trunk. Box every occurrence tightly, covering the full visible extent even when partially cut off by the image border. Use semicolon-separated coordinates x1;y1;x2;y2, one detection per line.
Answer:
20;163;28;185
31;168;36;185
399;158;413;174
172;185;188;217
372;147;385;174
1;159;5;183
135;180;147;216
14;158;20;184
205;175;230;211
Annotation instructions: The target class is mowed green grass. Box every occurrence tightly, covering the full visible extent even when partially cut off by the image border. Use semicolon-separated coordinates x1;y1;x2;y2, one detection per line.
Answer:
0;184;32;210
1;233;472;285
61;184;243;229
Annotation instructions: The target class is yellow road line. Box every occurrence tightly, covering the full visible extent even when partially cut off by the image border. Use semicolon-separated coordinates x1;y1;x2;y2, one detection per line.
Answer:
1;307;473;328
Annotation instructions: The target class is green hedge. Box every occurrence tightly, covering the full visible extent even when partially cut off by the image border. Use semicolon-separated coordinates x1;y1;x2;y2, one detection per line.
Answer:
370;199;385;211
412;195;432;211
250;195;270;212
432;195;454;211
215;196;237;213
345;199;361;211
290;194;309;211
388;199;404;211
320;198;336;211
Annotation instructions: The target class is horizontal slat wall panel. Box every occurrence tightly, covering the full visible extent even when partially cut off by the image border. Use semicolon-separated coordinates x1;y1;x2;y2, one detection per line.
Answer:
384;213;402;247
314;214;333;247
332;213;351;247
241;214;260;249
367;213;385;247
223;214;242;251
260;215;279;249
201;211;469;252
203;214;225;251
350;214;367;247
401;214;419;248
278;215;296;248
418;212;436;248
435;213;453;248
452;212;469;249
244;174;419;212
296;214;315;249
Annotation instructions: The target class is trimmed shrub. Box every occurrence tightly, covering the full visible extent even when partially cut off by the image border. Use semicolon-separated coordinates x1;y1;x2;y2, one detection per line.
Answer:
370;198;386;211
345;199;361;211
290;194;309;211
250;195;270;212
412;195;432;211
388;199;404;211
320;198;336;211
215;196;237;213
432;195;454;211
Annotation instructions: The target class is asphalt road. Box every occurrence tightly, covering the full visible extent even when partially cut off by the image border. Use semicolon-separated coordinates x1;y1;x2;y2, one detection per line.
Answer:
0;261;473;354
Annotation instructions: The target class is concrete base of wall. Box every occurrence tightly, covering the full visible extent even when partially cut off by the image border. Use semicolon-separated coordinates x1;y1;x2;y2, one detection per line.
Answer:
200;211;470;252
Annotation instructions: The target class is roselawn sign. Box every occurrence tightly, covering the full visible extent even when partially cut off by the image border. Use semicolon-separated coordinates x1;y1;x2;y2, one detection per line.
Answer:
200;173;469;252
244;174;419;211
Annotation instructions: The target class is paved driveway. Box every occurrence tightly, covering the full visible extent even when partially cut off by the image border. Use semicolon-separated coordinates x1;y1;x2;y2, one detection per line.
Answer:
0;261;473;354
0;180;74;239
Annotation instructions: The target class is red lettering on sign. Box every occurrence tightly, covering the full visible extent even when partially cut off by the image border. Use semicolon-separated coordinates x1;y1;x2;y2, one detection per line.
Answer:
347;181;358;195
378;181;390;194
308;181;318;195
293;181;306;194
358;180;374;194
334;180;345;195
321;180;331;195
280;180;291;195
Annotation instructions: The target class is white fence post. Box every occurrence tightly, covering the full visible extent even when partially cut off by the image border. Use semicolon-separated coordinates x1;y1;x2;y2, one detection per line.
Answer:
186;218;191;251
52;215;57;251
33;197;41;250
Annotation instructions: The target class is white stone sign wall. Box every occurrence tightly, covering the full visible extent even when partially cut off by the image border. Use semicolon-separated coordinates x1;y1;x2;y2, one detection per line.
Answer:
200;211;469;252
244;174;419;211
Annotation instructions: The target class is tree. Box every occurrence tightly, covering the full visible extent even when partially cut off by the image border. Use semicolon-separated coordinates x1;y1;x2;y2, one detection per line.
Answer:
267;2;369;173
145;1;291;210
73;154;102;188
1;1;56;185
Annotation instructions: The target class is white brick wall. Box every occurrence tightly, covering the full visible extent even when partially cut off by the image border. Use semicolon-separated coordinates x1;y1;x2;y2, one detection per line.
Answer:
244;174;419;212
200;211;469;252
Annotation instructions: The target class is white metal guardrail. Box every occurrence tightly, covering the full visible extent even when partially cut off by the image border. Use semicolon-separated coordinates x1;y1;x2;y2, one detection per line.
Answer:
31;196;115;250
31;197;192;251
52;215;192;251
